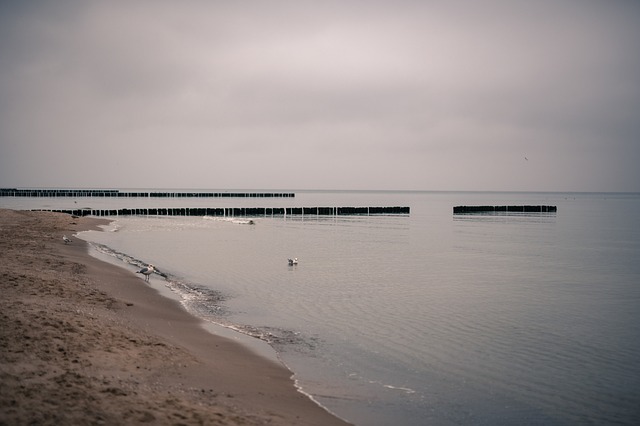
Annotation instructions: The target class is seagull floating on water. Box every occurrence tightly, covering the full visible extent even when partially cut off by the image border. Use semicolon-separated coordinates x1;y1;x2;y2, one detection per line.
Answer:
63;235;72;244
137;264;155;282
288;258;298;266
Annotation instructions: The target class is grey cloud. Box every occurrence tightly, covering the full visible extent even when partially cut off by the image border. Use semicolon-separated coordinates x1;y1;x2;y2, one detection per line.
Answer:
1;0;639;191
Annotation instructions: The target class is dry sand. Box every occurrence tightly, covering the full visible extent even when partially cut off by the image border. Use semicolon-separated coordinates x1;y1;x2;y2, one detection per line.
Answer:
0;209;350;425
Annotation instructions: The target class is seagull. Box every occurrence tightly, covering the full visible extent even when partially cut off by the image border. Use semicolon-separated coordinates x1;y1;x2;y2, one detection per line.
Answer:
63;235;72;244
137;264;155;282
288;258;298;266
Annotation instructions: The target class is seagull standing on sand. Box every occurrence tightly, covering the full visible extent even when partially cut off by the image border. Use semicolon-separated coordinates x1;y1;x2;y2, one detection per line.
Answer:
63;235;71;244
137;264;155;282
288;258;298;266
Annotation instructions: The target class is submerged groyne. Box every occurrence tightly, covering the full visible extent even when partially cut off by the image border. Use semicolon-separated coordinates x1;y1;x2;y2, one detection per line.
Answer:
36;206;410;217
453;205;557;214
0;188;294;198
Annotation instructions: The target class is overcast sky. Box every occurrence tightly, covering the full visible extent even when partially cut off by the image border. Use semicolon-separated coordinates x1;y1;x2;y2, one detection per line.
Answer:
1;1;639;192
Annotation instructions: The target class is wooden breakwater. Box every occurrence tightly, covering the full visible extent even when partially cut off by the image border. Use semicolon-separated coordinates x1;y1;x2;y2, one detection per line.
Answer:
36;206;410;217
453;205;557;214
0;188;294;198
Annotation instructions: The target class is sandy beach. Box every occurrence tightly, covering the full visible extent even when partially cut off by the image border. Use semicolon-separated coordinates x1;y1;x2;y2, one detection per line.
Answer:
0;209;349;425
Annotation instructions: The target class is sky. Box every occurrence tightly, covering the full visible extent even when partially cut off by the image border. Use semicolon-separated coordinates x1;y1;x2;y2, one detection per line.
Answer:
1;0;639;192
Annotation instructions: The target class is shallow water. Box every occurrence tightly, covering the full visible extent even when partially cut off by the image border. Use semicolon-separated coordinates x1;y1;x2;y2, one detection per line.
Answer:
4;190;640;425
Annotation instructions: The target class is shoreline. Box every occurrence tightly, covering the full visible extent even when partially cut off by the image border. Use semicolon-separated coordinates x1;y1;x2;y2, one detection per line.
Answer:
0;209;350;425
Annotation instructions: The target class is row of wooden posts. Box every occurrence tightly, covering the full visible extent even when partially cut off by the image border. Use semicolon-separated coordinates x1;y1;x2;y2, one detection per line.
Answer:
36;206;410;217
0;188;294;198
453;205;557;214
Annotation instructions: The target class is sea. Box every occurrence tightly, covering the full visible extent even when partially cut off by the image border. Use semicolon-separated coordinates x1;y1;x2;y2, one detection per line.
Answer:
3;190;639;425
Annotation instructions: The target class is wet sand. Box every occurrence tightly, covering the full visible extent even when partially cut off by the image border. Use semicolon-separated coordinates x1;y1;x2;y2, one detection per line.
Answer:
0;209;349;425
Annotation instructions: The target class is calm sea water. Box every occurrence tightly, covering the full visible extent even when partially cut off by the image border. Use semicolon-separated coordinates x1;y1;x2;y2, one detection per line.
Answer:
3;191;639;425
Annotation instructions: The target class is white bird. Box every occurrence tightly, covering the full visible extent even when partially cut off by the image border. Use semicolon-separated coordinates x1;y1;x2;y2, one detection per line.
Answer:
63;235;71;244
137;264;155;282
288;258;298;266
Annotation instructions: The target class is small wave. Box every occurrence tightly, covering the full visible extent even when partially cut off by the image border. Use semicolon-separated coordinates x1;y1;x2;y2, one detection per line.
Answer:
203;216;256;225
368;380;416;394
293;379;351;423
216;322;318;353
90;242;152;272
346;372;417;395
383;384;416;394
